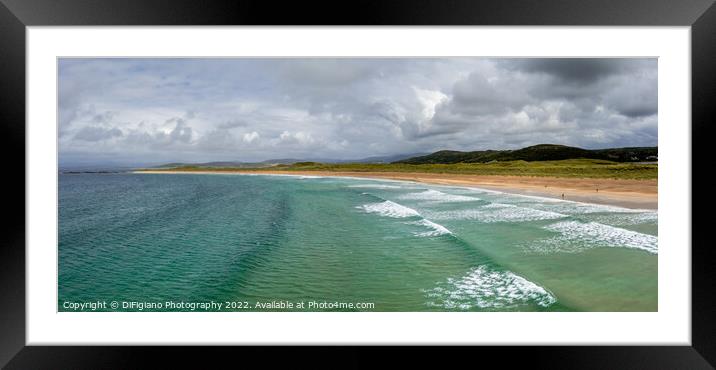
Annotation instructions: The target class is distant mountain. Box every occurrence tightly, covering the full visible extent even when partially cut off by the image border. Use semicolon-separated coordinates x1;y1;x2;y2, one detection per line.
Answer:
333;153;429;164
395;144;657;164
152;153;428;169
156;161;242;168
155;161;251;169
259;158;304;165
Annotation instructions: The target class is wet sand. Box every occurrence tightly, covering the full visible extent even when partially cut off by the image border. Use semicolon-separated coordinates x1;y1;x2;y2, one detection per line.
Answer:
135;170;657;210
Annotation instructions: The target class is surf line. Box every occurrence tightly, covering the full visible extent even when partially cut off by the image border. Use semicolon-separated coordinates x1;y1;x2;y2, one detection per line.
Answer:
356;195;453;238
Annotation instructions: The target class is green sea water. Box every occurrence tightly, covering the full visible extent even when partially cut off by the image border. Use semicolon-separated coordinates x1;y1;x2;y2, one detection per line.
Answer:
58;173;657;312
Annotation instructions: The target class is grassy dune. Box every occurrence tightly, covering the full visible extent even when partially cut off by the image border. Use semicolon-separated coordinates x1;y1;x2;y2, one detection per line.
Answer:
152;158;657;180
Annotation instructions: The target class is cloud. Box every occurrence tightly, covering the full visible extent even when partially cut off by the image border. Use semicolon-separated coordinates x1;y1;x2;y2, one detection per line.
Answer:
58;58;658;165
277;130;314;145
74;126;123;142
167;118;193;143
218;119;248;129
602;74;658;118
91;111;116;124
242;131;260;143
501;58;650;83
450;71;533;115
276;59;380;87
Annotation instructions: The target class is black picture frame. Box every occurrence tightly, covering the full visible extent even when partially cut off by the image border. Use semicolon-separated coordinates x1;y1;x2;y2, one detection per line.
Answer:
1;0;714;368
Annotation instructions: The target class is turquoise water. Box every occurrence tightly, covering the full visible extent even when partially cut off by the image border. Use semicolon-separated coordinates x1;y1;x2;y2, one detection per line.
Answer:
58;173;657;312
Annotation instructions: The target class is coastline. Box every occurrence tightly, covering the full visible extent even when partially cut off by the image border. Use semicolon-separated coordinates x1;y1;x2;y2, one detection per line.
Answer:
134;170;657;210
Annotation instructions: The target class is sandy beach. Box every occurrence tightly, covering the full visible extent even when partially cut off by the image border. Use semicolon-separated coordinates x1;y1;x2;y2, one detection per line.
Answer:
136;170;657;210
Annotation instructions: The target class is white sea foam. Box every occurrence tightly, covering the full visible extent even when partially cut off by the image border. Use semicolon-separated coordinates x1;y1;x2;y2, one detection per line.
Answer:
358;200;452;237
399;189;479;203
424;265;556;310
454;185;656;216
462;187;504;195
408;219;452;237
542;220;658;254
583;212;659;226
347;184;402;189
298;175;323;179
482;203;515;209
573;203;651;214
357;200;421;218
497;194;655;215
500;199;658;226
424;203;566;223
537;202;653;215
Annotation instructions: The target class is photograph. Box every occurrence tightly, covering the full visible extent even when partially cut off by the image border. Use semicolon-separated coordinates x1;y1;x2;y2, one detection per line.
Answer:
3;0;712;366
58;57;658;312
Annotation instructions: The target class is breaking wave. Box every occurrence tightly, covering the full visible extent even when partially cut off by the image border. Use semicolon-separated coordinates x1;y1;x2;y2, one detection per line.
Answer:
357;200;452;238
532;220;658;254
398;189;479;203
347;184;402;189
357;200;421;218
423;265;557;310
407;219;452;237
424;203;566;223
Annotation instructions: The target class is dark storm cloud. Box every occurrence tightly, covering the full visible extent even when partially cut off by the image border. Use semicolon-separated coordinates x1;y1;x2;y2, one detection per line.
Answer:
429;58;657;137
501;58;650;83
495;58;658;118
58;58;657;165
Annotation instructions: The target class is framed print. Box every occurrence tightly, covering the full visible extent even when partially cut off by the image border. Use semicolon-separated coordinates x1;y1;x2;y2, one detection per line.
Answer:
2;0;715;368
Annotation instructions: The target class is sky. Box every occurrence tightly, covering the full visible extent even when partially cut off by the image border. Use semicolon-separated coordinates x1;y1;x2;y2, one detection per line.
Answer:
58;58;657;166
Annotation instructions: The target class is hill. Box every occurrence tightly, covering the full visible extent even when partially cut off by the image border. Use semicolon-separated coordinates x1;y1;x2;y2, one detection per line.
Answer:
395;144;657;164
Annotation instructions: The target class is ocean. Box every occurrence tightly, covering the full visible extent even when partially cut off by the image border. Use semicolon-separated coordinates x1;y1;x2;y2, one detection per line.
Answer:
58;173;657;312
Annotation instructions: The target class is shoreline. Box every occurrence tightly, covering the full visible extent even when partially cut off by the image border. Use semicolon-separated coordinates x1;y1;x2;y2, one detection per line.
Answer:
134;170;657;210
